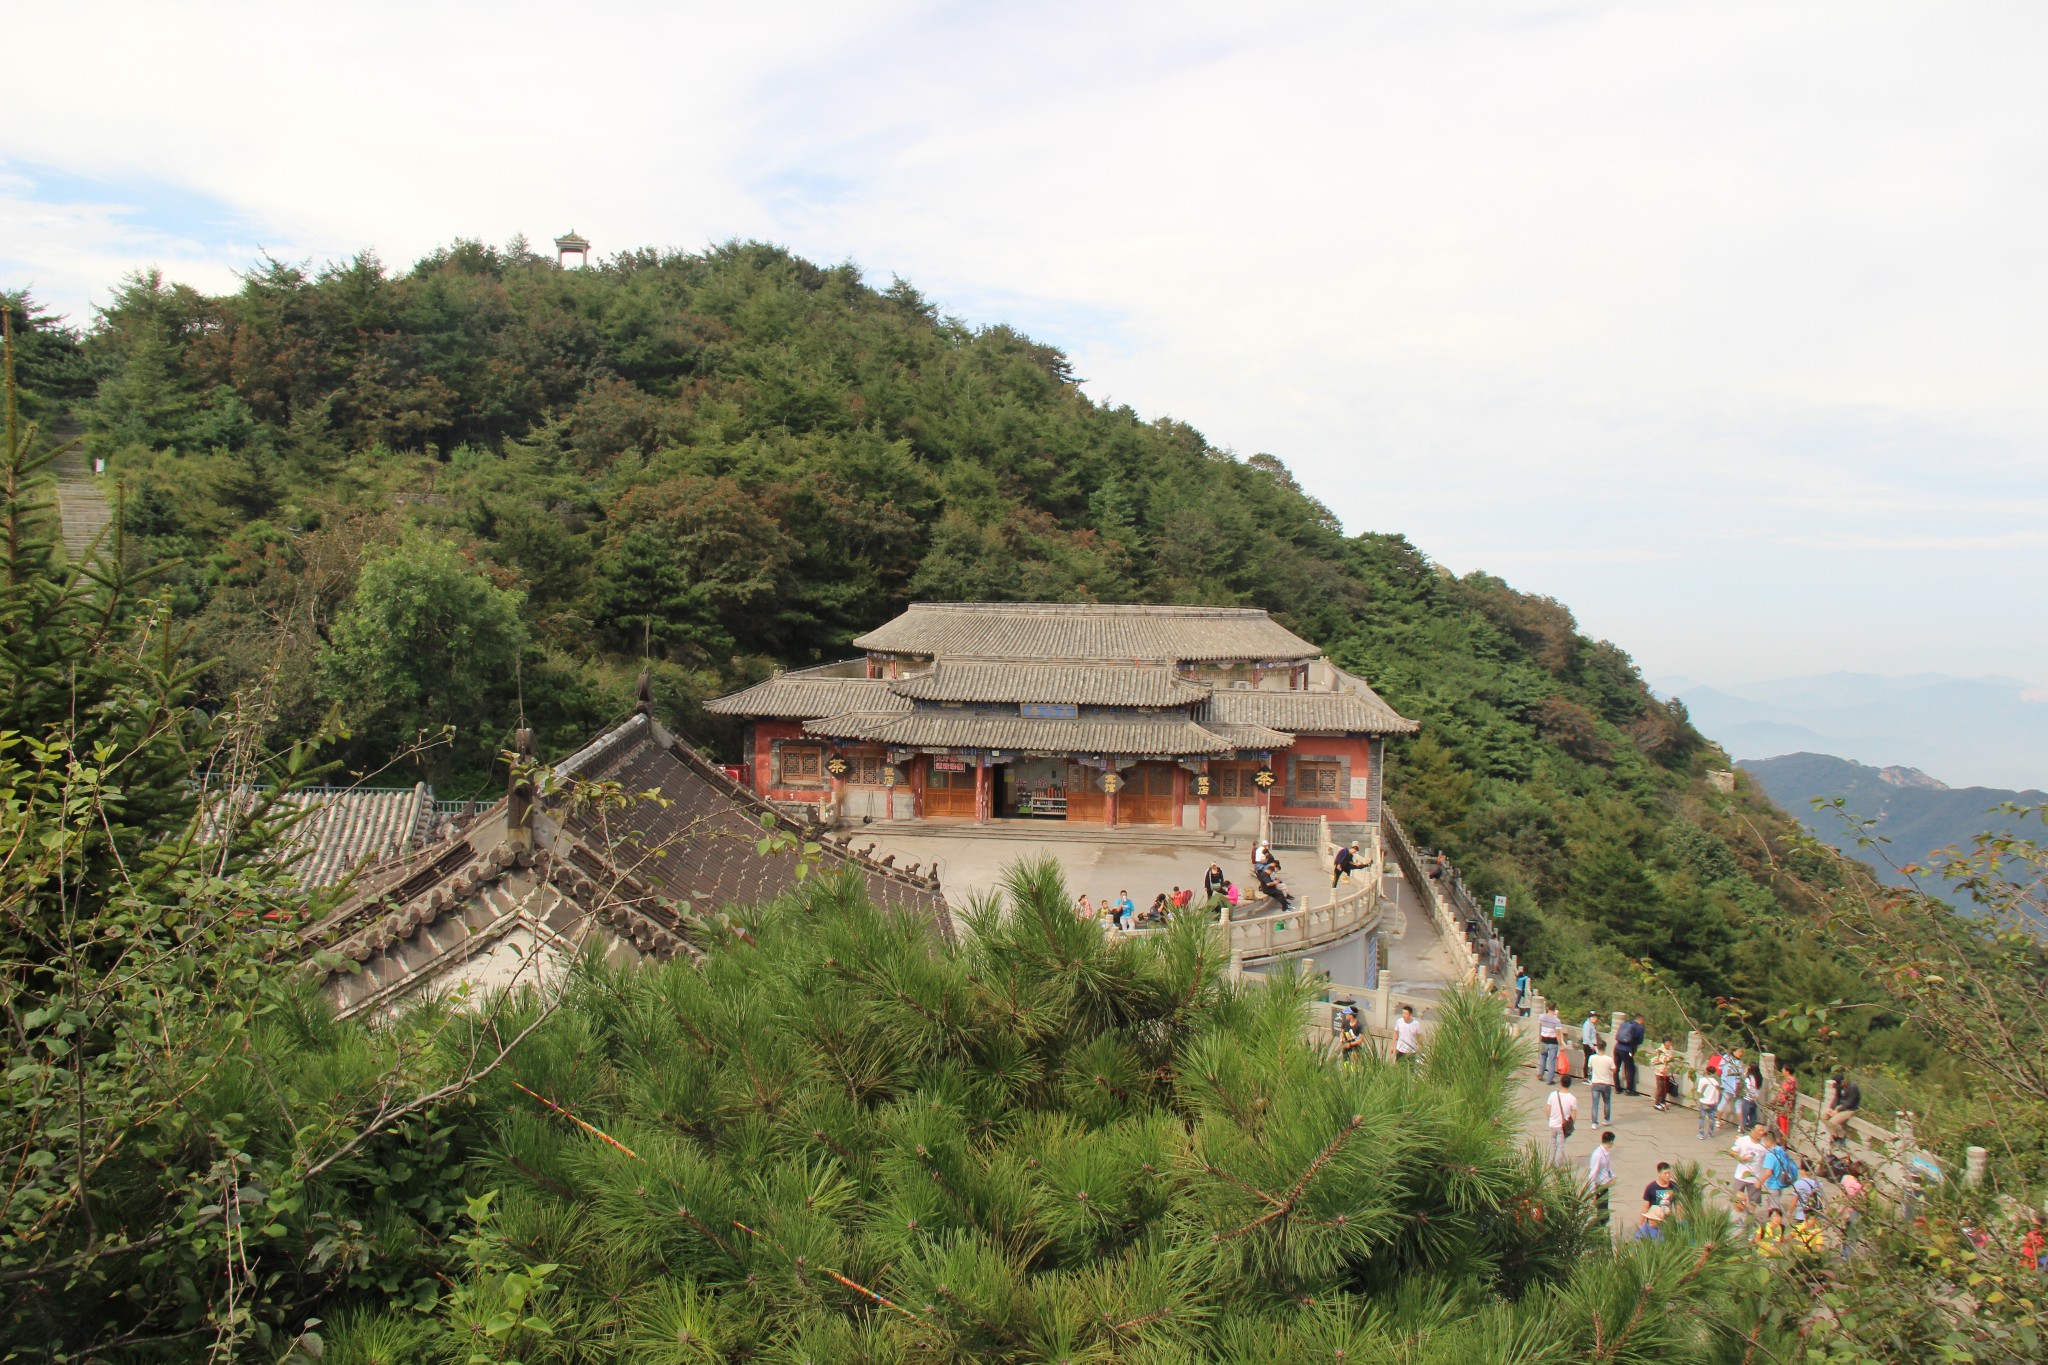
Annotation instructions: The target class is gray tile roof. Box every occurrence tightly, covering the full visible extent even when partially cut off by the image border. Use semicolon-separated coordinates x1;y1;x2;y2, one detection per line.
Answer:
703;669;912;719
1199;720;1298;750
278;784;438;888
804;709;1242;756
852;602;1320;662
889;660;1206;706
299;713;952;1017
1200;686;1418;736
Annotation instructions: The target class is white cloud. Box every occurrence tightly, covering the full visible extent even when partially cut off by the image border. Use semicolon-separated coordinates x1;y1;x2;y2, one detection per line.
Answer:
2;0;2045;684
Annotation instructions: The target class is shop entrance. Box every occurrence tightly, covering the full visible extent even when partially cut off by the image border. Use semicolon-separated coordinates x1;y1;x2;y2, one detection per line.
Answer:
1120;762;1178;826
924;759;976;819
1000;756;1069;819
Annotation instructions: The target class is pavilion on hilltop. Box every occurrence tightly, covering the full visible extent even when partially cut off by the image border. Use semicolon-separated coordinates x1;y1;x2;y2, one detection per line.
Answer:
706;602;1417;843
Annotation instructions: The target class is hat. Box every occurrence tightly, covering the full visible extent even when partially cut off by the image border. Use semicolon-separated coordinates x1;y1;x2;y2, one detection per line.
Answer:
1643;1204;1669;1222
1587;1009;1598;1015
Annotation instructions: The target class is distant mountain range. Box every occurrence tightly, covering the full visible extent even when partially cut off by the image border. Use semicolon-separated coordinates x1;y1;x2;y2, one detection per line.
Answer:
1654;672;2048;792
1739;752;2044;905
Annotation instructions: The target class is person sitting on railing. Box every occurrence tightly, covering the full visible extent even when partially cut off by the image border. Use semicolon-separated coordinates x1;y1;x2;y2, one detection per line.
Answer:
1822;1071;1861;1145
1254;858;1292;914
1142;892;1170;924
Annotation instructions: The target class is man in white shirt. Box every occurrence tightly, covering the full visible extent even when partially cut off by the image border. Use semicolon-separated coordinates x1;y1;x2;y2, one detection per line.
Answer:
1586;1048;1617;1124
1546;1076;1578;1166
1588;1130;1617;1224
1393;1005;1423;1062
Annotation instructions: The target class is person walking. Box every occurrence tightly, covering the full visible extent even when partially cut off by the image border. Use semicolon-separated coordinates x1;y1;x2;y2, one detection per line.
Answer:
1331;840;1362;888
1546;1076;1578;1167
1586;1047;1616;1124
1760;1128;1800;1216
1588;1130;1617;1226
1639;1162;1678;1232
1338;1008;1363;1064
1741;1062;1763;1132
1613;1014;1644;1096
1536;1005;1562;1083
1579;1010;1602;1073
1695;1065;1723;1140
1513;971;1531;1016
1719;1049;1745;1128
1393;1004;1423;1063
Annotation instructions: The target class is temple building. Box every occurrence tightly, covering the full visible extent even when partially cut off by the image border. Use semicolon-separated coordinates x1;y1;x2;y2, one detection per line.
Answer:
706;602;1417;841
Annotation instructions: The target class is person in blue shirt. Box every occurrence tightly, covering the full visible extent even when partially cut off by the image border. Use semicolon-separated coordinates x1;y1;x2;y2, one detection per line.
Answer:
1514;972;1531;1016
1115;890;1136;930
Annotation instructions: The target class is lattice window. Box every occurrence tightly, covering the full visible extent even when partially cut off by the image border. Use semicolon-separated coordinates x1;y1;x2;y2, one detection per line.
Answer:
1296;760;1341;798
1214;762;1261;803
848;754;886;785
780;744;823;787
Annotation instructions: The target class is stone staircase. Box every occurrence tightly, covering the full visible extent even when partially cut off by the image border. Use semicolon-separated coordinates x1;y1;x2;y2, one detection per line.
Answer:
50;441;111;563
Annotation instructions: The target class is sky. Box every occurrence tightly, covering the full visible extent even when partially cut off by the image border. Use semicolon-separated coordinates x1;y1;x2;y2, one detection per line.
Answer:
4;0;2047;698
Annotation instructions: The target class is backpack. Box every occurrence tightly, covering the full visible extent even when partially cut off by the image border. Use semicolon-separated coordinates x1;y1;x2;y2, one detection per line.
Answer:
1762;1146;1798;1189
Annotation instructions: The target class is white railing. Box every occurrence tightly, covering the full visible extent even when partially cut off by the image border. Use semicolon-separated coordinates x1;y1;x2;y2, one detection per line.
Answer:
1223;864;1381;961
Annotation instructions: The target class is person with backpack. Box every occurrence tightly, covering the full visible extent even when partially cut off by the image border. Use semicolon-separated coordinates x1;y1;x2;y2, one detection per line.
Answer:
1546;1076;1578;1167
1613;1014;1645;1096
1760;1129;1800;1216
1513;971;1531;1016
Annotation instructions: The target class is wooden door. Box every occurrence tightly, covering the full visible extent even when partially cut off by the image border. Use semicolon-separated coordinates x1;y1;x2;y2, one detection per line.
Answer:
1065;763;1106;823
1121;762;1177;826
925;763;976;819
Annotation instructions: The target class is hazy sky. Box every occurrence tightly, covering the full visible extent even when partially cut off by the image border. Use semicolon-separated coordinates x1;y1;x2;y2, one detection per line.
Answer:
5;1;2045;692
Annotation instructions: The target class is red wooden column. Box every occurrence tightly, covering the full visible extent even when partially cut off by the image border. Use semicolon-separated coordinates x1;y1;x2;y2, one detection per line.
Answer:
1104;770;1119;829
1196;767;1210;831
909;759;926;819
974;754;991;824
1172;766;1187;827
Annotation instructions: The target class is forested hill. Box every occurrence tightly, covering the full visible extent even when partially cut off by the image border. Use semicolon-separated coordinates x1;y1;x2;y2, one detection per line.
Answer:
4;242;1884;1059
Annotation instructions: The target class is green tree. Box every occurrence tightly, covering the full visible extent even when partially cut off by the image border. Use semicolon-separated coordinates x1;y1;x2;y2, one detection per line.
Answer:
320;535;526;768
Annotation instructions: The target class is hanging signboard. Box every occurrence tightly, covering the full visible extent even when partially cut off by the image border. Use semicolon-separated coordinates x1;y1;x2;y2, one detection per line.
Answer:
1493;895;1507;919
933;757;966;772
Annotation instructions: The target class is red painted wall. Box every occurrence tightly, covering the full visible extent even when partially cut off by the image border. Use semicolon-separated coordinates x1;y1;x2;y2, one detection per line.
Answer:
1267;736;1375;821
752;718;830;805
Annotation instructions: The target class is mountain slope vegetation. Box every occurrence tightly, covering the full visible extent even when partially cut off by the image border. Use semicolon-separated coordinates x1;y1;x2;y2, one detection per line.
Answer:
6;247;1869;1058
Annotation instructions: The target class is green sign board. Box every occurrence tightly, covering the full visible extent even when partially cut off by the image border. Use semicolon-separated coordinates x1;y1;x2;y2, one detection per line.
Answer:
1493;895;1507;919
